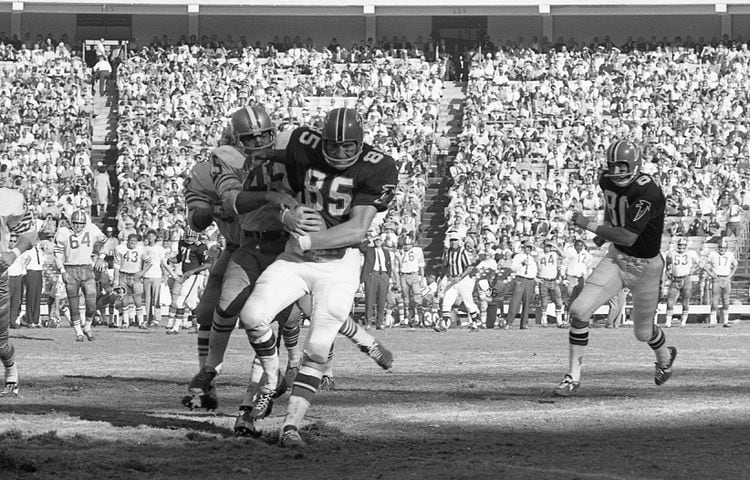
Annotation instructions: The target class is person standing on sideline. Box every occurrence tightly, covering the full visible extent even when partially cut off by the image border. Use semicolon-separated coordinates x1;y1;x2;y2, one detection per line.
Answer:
15;239;45;328
0;187;36;397
704;237;737;328
142;229;175;328
560;239;591;328
503;241;538;330
7;235;26;327
360;235;396;330
536;240;564;327
664;237;699;328
553;139;676;397
396;235;424;329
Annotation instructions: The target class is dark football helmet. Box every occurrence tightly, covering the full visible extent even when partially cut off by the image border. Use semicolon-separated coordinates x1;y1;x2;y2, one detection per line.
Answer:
604;140;641;187
676;237;687;253
321;107;363;170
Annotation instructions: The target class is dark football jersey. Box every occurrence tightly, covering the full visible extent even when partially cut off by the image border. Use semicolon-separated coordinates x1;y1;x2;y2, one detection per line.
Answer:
599;172;665;259
284;126;398;230
176;240;209;272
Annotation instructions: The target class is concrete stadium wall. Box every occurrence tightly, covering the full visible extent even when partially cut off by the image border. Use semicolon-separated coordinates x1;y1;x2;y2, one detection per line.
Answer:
552;14;722;44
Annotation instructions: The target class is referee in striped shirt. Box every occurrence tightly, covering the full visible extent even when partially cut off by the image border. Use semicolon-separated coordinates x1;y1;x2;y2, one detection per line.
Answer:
437;232;481;332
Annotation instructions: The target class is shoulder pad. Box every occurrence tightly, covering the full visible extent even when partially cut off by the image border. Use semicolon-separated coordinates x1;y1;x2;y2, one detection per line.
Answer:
212;145;246;169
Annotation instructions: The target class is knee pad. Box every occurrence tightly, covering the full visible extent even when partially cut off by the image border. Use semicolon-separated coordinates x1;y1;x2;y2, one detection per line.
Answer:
304;337;334;364
570;316;589;329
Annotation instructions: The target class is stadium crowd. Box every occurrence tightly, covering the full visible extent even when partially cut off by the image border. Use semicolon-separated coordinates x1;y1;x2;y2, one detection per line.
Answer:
0;31;747;332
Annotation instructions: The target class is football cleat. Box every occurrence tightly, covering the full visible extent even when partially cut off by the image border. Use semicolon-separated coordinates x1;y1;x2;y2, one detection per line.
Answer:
723;323;732;328
468;321;479;331
284;366;299;390
183;367;218;410
0;382;18;398
553;374;581;397
83;329;94;341
319;375;335;391
75;335;84;342
655;346;677;386
279;426;306;448
367;342;393;370
233;407;262;438
250;388;274;420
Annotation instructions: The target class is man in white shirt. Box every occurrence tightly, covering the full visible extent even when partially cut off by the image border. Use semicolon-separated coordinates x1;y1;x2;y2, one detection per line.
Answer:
142;229;176;328
503;242;538;330
16;240;46;328
562;239;592;326
92;55;112;96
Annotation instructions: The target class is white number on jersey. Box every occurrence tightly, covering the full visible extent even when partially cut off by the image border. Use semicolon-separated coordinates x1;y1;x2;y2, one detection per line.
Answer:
69;232;91;250
298;131;321;149
302;168;354;218
604;190;628;227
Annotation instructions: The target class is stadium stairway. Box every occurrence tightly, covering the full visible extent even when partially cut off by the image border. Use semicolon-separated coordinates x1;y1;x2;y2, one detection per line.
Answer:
417;81;466;271
89;90;119;229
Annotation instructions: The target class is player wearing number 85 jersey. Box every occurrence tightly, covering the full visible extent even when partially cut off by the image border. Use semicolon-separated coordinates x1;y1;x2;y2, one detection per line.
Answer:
240;107;398;447
554;139;676;397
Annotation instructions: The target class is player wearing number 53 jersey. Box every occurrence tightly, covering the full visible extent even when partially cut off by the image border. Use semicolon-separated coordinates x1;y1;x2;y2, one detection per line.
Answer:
240;108;398;447
665;237;698;328
554;140;676;397
54;210;107;342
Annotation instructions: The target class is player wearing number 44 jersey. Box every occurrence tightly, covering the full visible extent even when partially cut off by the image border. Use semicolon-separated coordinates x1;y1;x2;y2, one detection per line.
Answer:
554;140;677;397
239;108;398;448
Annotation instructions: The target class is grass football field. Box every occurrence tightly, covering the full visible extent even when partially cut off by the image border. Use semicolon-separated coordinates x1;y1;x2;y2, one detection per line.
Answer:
1;322;749;480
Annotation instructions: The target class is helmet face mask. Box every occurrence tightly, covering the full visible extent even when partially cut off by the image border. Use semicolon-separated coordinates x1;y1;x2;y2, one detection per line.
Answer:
604;140;641;187
229;106;276;155
718;238;728;254
184;227;198;244
322;108;363;170
677;238;687;253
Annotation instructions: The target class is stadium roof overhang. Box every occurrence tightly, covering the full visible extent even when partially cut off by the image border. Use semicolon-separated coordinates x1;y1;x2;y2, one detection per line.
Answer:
2;0;750;15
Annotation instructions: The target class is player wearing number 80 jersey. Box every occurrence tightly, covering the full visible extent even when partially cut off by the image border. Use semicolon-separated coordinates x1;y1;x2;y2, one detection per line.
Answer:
554;139;676;397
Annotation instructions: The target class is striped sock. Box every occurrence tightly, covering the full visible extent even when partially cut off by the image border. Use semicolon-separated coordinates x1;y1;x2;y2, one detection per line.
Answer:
648;326;670;366
568;323;589;382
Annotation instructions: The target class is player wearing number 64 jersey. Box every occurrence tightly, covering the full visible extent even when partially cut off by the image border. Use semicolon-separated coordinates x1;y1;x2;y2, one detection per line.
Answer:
554;139;676;397
54;210;107;342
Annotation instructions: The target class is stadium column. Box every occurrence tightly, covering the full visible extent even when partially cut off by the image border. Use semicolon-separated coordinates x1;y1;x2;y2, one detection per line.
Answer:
364;5;376;45
11;3;22;39
188;4;199;40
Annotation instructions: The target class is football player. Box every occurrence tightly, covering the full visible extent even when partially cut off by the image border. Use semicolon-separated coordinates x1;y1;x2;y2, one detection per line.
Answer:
54;210;106;342
165;227;210;334
0;187;35;397
664;237;698;328
113;233;151;329
554;139;677;397
235;107;398;447
704;237;737;328
183;106;394;423
473;248;497;328
536;241;564;327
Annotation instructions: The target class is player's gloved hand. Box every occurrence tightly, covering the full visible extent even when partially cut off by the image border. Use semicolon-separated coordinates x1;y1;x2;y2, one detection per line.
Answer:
282;206;325;235
593;235;607;247
211;204;234;223
61;272;72;284
570;211;590;229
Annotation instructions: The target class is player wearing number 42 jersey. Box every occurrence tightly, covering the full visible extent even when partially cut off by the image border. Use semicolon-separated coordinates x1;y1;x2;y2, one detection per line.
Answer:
554;139;677;397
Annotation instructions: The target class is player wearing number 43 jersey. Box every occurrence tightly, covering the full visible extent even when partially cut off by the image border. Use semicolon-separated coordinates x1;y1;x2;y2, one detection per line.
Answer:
240;107;398;447
554;139;677;397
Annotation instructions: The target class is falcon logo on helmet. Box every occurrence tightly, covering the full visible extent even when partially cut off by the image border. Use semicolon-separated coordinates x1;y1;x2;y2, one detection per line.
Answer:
677;237;687;253
70;210;87;234
322;107;363;170
605;140;642;187
226;105;276;154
